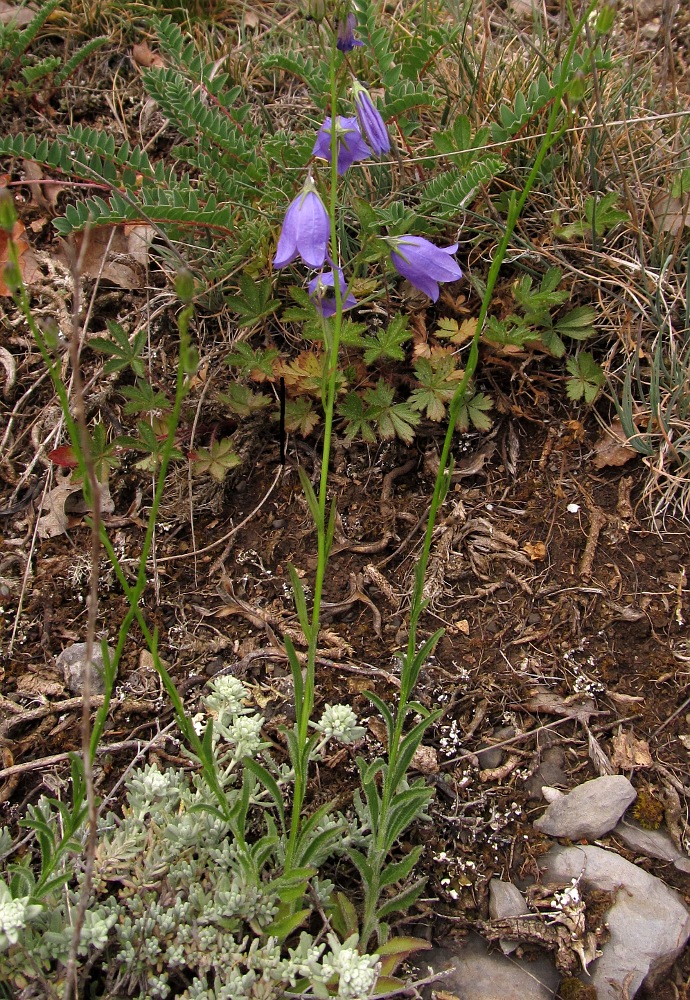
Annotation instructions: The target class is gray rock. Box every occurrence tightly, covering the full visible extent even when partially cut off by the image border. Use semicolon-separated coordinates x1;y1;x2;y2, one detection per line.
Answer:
489;879;529;955
539;844;690;999
424;933;560;1000
525;747;567;800
615;819;690;873
477;727;515;770
57;642;113;696
533;775;636;839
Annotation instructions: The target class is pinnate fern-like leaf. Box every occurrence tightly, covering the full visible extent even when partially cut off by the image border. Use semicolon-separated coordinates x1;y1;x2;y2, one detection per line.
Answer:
419;159;504;218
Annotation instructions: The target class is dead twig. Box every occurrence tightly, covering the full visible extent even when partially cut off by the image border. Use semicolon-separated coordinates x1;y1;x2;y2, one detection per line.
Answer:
0;695;106;739
0;736;173;783
579;507;607;579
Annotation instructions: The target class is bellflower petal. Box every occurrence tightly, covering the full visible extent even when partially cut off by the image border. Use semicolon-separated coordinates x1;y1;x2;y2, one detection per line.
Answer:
336;13;364;52
312;116;371;175
308;268;357;318
389;236;463;301
273;180;329;270
353;82;390;155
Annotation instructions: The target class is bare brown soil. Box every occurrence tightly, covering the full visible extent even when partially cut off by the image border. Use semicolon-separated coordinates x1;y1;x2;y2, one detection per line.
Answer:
3;380;690;993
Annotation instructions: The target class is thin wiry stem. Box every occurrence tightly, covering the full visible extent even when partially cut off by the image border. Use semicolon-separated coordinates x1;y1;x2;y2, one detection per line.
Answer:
61;232;102;1000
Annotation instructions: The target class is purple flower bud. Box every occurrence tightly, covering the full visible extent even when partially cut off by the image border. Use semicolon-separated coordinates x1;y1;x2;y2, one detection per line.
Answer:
352;81;390;155
336;13;363;52
273;177;329;270
312;116;371;175
308;268;357;318
389;236;463;301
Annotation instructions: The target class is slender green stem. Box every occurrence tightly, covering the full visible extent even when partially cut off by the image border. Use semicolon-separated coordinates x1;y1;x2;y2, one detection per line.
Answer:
404;5;595;670
285;38;345;872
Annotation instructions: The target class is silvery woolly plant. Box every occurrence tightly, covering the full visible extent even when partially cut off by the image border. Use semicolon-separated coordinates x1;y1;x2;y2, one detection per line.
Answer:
0;677;379;999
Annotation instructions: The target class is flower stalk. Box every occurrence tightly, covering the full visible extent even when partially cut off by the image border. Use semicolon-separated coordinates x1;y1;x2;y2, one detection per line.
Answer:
285;27;347;875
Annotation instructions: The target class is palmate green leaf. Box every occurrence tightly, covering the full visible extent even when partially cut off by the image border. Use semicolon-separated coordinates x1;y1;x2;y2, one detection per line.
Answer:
337;392;377;444
364;381;420;445
225;275;280;327
586;191;630;232
409;355;462;421
120;381;170;416
554;305;598;340
216;383;271;418
340;319;368;348
361;314;411;364
191;438;242;482
87;421;121;483
454;387;493;433
539;327;566;359
283;397;320;436
282;285;317;324
557;192;630;240
280;351;345;399
565;351;605;403
89;322;147;377
433;115;492;169
513;268;569;322
225;342;279;380
483;314;540;349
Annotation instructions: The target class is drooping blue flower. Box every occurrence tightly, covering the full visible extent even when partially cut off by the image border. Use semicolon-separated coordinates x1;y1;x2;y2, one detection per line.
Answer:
312;116;371;175
273;176;329;270
336;13;363;52
352;81;390;155
308;268;357;318
388;236;463;301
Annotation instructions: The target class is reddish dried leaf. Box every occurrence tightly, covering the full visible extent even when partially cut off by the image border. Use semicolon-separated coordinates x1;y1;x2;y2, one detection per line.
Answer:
651;191;690;236
22;159;62;212
522;540;547;561
592;417;639;470
131;41;166;69
611;729;653;770
48;446;79;468
0;218;41;296
58;225;152;289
